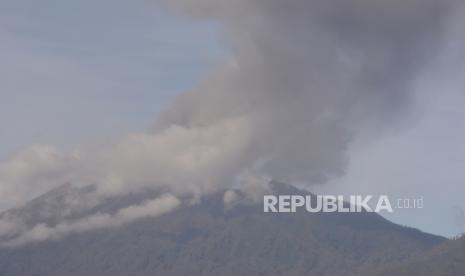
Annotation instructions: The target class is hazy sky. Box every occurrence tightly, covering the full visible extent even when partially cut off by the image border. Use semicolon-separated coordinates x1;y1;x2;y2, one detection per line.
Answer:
1;0;465;238
0;0;222;158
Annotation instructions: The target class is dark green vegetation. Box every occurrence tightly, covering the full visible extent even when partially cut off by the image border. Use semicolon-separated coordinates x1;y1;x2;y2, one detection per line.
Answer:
0;183;459;276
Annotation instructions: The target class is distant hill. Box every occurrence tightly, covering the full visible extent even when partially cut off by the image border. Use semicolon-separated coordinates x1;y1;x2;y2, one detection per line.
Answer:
370;235;465;276
0;182;446;276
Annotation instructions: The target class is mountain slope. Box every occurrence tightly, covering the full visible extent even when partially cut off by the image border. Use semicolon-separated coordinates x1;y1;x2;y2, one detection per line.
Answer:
0;183;446;276
372;236;465;276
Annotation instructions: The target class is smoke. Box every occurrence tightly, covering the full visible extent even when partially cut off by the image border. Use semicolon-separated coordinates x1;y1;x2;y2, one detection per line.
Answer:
2;194;180;247
0;145;79;210
155;0;462;184
0;0;464;244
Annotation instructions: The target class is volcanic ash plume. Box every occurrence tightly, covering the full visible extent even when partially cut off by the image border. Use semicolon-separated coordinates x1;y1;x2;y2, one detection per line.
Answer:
154;0;462;186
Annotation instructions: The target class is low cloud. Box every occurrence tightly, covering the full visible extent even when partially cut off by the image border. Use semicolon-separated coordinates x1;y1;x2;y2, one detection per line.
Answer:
0;145;78;210
3;194;180;247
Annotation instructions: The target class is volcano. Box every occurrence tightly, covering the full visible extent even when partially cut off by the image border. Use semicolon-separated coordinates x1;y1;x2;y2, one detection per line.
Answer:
0;182;447;276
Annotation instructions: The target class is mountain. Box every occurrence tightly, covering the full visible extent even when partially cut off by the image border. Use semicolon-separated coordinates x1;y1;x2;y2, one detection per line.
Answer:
371;235;465;276
0;182;446;276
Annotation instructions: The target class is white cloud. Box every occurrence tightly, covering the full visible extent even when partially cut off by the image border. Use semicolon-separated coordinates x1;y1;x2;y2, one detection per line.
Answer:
3;193;180;246
0;145;77;210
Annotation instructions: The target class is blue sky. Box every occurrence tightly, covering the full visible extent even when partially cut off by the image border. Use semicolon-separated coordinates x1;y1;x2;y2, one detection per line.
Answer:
0;0;222;158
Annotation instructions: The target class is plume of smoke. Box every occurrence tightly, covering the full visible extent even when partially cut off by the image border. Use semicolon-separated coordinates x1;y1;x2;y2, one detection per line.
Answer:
0;145;79;210
3;194;180;247
156;0;462;185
